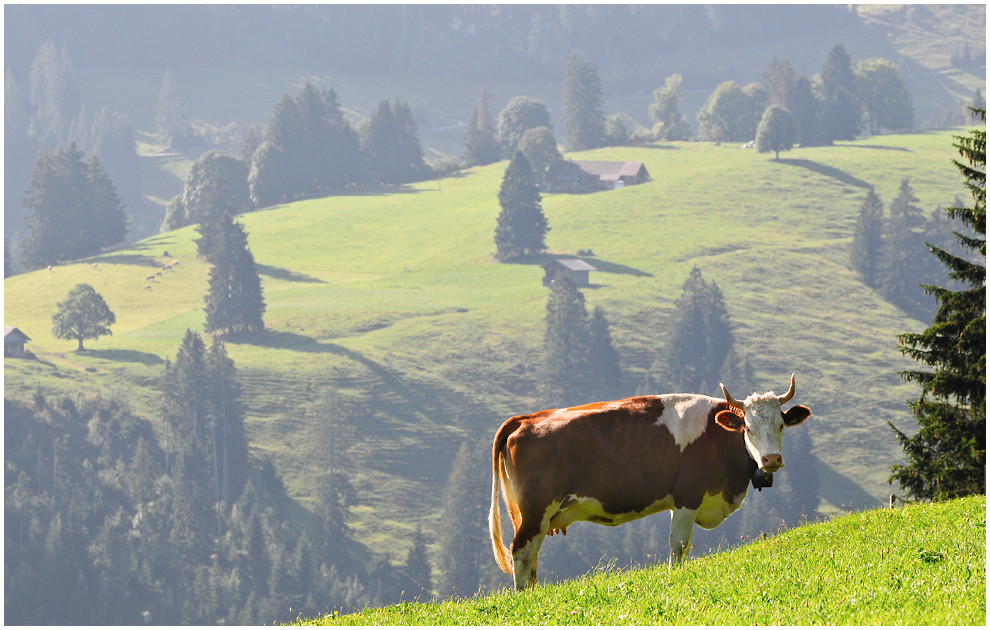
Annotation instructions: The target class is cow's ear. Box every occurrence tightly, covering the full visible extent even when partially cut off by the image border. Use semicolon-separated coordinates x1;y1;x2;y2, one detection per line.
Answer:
715;409;745;432
783;405;811;426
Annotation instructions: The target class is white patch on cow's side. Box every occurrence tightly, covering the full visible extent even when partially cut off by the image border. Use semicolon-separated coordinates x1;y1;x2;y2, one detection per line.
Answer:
656;394;716;451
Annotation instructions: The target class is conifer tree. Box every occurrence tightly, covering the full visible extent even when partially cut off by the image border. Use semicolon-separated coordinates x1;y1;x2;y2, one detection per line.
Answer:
464;87;500;167
587;306;623;401
494;151;548;262
880;178;935;320
435;441;486;597
820;43;860;142
890;109;986;500
541;277;591;407
203;212;265;338
666;266;734;394
850;186;885;288
562;53;605;151
402;524;433;600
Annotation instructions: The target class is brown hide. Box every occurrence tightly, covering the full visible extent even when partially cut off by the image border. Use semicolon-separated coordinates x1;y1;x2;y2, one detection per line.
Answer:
496;395;752;550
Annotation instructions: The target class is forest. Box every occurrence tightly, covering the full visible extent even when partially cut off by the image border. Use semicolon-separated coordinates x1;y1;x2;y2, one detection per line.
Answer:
4;4;985;625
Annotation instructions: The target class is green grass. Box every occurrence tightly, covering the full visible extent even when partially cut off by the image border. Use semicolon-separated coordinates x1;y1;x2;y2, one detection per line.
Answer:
3;129;976;559
300;495;986;626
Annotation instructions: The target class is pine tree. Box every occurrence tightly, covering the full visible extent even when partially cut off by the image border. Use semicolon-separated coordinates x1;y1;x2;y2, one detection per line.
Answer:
464;87;501;167
850;186;885;287
203;213;266;338
666;266;735;394
28;38;80;145
493;151;548;262
587;306;623;402
541;277;591;407
880;178;935;320
890;109;986;501
562;53;605;151
155;67;191;146
820;43;860;142
402;524;433;601
434;441;486;597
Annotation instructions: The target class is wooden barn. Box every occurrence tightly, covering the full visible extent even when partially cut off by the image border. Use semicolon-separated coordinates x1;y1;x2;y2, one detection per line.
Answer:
542;259;597;287
544;160;651;193
4;326;31;358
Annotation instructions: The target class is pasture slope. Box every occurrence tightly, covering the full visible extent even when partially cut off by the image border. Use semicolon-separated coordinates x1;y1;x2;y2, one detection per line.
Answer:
301;495;987;626
2;129;975;562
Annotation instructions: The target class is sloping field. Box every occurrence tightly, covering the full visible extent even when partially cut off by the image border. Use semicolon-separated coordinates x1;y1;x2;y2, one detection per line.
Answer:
3;129;973;557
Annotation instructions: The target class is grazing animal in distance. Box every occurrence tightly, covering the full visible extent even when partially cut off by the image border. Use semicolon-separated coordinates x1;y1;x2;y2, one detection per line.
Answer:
489;374;811;590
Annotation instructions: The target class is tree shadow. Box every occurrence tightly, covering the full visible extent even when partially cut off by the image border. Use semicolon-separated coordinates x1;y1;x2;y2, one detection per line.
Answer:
508;253;653;277
257;264;326;284
776;158;871;189
841;144;912;152
83;348;165;366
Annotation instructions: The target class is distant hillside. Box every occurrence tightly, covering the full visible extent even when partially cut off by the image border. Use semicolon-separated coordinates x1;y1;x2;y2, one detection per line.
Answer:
4;128;975;577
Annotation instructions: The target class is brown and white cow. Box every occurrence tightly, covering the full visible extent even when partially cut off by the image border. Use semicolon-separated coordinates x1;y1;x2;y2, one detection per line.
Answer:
489;374;811;590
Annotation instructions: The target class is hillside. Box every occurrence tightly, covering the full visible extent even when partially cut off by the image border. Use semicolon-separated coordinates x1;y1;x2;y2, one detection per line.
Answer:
3;129;975;573
300;495;987;625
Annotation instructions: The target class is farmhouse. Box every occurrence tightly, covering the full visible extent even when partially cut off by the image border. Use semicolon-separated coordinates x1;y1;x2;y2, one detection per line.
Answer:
542;259;597;287
4;326;31;358
545;160;651;193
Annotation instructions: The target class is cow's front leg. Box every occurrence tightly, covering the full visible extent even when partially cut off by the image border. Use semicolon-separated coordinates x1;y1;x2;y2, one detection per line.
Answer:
669;507;696;566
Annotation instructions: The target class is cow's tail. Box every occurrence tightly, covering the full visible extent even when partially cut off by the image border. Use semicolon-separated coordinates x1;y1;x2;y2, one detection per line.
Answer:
490;417;518;575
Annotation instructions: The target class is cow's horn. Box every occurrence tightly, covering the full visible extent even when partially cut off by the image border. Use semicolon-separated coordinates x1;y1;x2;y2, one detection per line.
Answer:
720;383;744;410
778;373;796;404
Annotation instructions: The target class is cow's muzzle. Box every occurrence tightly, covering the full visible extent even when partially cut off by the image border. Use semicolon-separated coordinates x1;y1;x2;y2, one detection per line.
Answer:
760;453;783;472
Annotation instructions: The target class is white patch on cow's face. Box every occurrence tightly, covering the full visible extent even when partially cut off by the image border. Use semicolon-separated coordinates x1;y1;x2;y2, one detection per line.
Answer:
657;395;713;451
740;392;786;471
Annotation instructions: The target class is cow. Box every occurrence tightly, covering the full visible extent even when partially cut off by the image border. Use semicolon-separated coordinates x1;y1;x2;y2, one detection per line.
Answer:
489;374;811;590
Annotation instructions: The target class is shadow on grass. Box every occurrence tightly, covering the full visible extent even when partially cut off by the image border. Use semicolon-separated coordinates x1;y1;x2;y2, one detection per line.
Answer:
507;253;653;278
257;264;326;284
776;158;871;189
841;144;912;152
83;348;165;366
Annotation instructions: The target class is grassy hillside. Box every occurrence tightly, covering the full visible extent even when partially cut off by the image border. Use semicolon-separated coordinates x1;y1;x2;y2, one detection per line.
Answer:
300;495;986;625
3;129;974;563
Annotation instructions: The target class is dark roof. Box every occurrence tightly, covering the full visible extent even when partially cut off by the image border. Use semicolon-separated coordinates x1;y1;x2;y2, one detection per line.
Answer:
571;160;649;181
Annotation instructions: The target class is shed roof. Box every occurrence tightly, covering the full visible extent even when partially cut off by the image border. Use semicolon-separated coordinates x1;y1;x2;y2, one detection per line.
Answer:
4;326;31;342
547;259;597;272
572;160;648;181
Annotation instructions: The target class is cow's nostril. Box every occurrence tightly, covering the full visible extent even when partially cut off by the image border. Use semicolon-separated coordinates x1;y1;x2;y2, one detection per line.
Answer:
762;454;783;470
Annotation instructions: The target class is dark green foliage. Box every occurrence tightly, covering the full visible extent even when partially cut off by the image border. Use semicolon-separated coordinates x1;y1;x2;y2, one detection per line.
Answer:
665;266;734;394
494;151;549;262
880;178;939;320
890;110;986;501
203;213;266;338
649;74;691;141
587;306;624;402
518;126;561;183
155;67;192;146
820;43;860;142
562;53;605;151
51;283;115;350
789;77;826;147
850;187;885;288
497;96;552;159
21;142;127;269
435;441;487;597
464;87;500;167
697;81;764;143
756;104;797;159
541;277;592;407
361;97;428;185
167;151;251;234
855;58;913;135
249;83;362;207
402;524;433;601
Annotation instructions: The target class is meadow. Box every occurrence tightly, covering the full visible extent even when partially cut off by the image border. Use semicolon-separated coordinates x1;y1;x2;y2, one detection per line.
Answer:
299;494;986;626
3;128;973;561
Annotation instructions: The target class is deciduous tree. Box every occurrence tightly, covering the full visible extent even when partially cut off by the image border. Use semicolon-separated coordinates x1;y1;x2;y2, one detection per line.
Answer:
51;283;115;351
497;96;552;159
649;74;691;141
855;58;913;135
755;104;796;159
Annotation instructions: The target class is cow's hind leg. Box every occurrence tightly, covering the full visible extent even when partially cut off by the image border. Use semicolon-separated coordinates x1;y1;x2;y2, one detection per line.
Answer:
511;528;546;590
669;507;696;566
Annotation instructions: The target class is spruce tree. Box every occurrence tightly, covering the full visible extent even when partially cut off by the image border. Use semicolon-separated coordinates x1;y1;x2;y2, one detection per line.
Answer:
820;43;860;142
435;441;486;597
402;524;433;601
850;186;885;288
890;109;985;501
587;306;623;402
562;53;606;151
493;151;548;262
464;87;500;167
541;277;591;407
880;178;935;320
666;266;734;394
203;212;266;338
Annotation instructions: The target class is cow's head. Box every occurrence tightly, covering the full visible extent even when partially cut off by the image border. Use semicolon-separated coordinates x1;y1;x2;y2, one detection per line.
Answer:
714;374;811;472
